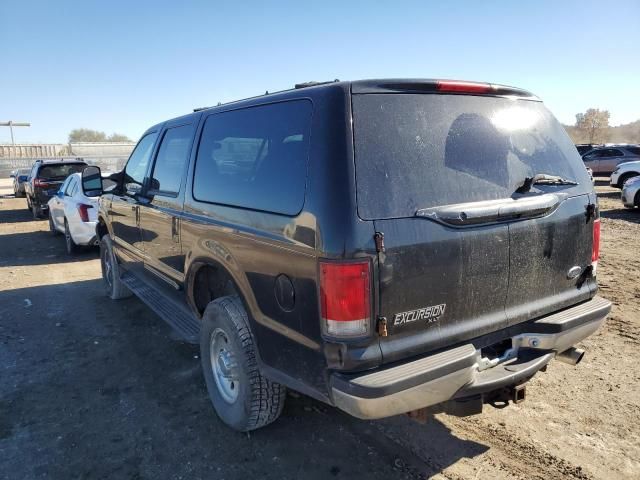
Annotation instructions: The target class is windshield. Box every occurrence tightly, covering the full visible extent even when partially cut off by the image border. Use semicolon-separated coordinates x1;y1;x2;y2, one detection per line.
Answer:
38;164;86;180
353;94;590;219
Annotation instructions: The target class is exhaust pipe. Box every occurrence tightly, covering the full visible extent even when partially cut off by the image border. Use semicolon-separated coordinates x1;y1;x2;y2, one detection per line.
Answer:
556;347;585;366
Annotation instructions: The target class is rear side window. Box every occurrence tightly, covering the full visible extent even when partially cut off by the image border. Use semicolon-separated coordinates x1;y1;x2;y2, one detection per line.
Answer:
193;100;312;215
151;124;195;194
38;164;85;180
625;147;640;155
353;94;588;219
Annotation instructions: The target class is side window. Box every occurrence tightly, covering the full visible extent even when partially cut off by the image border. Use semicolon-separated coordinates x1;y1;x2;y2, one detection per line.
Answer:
60;176;72;195
124;132;158;193
150;124;195;195
193;100;312;215
64;177;76;196
607;149;623;157
71;180;79;196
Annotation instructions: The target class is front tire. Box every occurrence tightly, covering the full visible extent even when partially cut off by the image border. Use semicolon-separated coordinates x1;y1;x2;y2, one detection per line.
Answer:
200;296;286;431
100;234;131;300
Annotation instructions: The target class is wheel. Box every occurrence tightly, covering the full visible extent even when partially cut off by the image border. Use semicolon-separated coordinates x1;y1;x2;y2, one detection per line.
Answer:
31;202;41;219
64;219;79;254
635;191;640;209
48;213;60;235
100;234;132;299
618;173;638;188
200;296;286;431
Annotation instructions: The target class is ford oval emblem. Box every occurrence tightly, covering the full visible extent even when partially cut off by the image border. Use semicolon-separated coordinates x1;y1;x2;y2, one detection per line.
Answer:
567;266;583;280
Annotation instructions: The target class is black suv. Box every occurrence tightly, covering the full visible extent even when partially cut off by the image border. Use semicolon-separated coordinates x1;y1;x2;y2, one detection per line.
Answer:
25;158;87;218
82;79;611;431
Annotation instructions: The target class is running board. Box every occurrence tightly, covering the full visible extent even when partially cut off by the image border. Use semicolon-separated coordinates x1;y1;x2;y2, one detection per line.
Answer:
120;271;200;343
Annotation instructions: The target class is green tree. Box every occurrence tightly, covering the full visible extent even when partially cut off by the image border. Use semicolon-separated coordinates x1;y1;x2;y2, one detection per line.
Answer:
575;109;610;143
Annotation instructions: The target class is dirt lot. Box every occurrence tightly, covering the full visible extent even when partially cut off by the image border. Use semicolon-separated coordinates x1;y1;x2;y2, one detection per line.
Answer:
0;178;638;480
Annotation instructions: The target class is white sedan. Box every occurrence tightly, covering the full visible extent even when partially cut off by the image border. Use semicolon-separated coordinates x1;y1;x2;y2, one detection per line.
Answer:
47;172;99;254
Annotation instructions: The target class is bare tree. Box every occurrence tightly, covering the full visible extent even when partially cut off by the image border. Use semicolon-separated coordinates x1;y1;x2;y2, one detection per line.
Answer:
575;109;610;143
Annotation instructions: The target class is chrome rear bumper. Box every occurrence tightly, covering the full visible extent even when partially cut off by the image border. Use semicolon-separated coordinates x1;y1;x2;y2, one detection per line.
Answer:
330;296;611;420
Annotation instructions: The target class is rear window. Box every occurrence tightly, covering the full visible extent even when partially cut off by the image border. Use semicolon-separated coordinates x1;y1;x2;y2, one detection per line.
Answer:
193;100;312;215
353;94;587;219
38;164;86;180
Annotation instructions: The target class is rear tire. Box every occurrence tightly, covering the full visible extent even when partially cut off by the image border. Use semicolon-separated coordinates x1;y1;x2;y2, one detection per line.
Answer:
618;173;638;188
31;203;41;219
200;296;286;431
49;213;59;235
64;220;79;254
100;234;131;300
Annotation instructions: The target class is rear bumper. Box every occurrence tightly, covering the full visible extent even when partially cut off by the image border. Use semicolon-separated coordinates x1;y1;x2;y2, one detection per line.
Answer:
70;220;98;245
330;296;611;420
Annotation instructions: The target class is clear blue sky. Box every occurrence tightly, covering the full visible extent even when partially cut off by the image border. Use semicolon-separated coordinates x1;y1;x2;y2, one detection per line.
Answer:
1;0;638;144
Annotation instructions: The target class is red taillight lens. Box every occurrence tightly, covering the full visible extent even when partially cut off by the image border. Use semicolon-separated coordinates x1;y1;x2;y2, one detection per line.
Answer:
77;204;93;222
436;80;492;94
592;218;601;264
319;260;371;338
33;178;48;188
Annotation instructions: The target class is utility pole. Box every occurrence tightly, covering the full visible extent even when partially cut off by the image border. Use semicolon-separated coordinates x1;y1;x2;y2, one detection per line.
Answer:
0;121;31;145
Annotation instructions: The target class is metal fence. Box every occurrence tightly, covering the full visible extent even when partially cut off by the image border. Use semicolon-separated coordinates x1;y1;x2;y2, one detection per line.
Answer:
1;156;129;177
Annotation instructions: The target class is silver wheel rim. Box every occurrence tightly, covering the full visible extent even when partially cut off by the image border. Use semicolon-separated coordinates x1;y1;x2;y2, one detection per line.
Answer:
101;247;113;290
210;328;240;404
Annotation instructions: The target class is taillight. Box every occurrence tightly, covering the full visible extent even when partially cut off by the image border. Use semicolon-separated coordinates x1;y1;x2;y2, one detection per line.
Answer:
436;80;492;94
592;218;601;274
77;204;93;222
33;178;48;188
319;260;371;338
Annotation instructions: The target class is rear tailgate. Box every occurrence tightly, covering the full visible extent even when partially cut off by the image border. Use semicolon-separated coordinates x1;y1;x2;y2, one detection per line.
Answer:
352;87;596;364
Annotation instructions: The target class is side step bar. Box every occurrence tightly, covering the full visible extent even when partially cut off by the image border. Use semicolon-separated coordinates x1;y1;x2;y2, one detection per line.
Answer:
120;271;200;343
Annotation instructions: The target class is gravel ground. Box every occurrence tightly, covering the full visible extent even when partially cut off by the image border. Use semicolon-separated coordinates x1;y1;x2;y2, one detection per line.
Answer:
0;178;638;480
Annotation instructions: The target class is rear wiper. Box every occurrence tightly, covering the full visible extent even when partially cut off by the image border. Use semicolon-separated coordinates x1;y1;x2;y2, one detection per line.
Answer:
516;173;578;193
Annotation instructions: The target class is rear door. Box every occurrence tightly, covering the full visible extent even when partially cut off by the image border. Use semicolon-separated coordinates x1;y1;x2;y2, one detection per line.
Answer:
352;90;595;360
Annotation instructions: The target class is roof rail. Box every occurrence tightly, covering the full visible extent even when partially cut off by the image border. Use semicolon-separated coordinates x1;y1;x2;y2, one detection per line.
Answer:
294;79;340;89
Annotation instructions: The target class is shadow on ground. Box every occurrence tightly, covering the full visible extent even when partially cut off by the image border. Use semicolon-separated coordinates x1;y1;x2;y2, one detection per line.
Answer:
0;279;489;479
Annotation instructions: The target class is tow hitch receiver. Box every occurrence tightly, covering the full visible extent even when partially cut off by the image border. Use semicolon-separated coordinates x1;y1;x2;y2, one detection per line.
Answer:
486;384;527;408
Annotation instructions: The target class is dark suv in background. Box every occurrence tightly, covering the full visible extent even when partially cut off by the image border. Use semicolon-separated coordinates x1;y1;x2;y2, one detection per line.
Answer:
83;78;610;431
25;159;87;218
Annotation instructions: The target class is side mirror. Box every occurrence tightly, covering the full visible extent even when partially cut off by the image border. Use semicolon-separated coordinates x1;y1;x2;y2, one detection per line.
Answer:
82;165;103;197
57;190;64;198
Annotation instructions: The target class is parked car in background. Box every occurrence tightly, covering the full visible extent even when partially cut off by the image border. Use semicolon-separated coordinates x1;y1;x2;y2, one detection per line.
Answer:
576;144;600;155
12;168;31;197
24;159;87;218
610;160;640;188
84;78;610;432
582;145;640;175
621;175;640;209
47;172;99;254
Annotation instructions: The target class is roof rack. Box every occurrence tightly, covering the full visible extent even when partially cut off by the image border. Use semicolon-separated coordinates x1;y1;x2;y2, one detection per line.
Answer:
294;79;340;89
193;80;341;112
